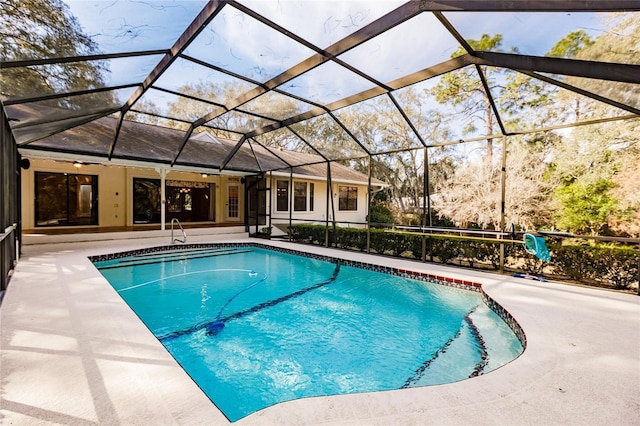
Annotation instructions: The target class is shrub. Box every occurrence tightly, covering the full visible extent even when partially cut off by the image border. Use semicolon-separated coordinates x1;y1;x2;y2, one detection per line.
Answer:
287;224;638;290
552;243;638;289
369;201;394;225
594;246;638;289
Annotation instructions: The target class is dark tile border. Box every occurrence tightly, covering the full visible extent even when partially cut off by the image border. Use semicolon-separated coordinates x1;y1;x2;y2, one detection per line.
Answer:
89;243;526;347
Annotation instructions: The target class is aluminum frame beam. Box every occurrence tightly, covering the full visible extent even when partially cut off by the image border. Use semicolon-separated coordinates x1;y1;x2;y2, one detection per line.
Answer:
417;1;640;12
108;0;228;159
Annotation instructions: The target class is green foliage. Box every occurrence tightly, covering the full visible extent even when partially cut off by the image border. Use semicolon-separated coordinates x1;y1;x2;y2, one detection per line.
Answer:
553;244;638;289
369;201;394;225
289;225;638;290
0;0;113;107
552;244;597;281
547;30;595;58
289;224;327;244
449;33;503;58
430;210;455;227
554;179;617;234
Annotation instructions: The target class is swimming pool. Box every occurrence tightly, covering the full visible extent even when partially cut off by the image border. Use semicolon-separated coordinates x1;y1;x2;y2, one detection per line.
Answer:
92;244;524;422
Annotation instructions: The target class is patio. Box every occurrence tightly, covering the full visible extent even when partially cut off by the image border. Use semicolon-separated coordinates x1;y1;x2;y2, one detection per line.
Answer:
1;232;638;424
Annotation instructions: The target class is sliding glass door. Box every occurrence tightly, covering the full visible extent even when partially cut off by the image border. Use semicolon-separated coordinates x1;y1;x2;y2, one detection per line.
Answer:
35;172;98;226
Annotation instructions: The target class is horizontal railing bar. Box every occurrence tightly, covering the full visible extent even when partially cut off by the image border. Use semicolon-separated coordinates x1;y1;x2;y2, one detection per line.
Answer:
0;224;17;243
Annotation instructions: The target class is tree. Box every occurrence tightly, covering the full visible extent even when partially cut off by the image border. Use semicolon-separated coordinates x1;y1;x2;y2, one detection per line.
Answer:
609;157;640;235
126;99;162;125
326;88;451;218
547;30;595;59
547;13;640;236
553;179;617;235
0;0;113;108
430;34;504;163
427;34;559;230
432;139;552;230
163;81;305;143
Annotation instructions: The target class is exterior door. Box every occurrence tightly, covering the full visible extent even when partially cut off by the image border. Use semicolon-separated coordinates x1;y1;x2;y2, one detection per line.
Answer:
226;183;240;222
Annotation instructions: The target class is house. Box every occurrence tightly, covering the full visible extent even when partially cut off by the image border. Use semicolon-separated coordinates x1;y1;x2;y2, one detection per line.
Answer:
16;110;385;235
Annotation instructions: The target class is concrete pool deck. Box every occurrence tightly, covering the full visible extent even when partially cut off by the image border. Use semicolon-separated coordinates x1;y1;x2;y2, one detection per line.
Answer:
1;233;639;425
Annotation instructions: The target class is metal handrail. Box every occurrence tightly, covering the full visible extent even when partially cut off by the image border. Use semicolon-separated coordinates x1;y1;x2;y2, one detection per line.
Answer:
0;223;17;243
170;218;186;244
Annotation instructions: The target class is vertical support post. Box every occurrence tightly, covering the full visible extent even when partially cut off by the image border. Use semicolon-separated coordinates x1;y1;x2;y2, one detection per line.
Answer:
424;147;432;262
156;167;169;231
499;136;508;273
328;162;337;247
366;155;372;253
325;162;330;247
267;171;273;232
288;168;293;242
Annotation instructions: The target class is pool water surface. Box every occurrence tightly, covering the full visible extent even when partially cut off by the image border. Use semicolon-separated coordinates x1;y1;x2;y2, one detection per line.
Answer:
93;245;524;422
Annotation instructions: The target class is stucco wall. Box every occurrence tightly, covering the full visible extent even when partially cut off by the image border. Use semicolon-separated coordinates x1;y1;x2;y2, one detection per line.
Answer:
269;174;369;227
21;159;128;229
20;159;242;230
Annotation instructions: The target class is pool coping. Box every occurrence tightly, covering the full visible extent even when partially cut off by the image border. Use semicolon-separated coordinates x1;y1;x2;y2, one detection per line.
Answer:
2;236;639;425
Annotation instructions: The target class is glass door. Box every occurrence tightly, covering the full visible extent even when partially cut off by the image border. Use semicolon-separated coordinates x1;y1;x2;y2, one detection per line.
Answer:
226;183;240;221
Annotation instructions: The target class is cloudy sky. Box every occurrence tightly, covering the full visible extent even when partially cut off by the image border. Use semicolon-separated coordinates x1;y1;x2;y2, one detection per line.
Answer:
61;0;618;151
66;1;608;97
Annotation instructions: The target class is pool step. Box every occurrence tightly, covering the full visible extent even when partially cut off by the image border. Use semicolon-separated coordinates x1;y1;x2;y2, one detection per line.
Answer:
402;322;478;387
402;306;491;388
465;304;519;374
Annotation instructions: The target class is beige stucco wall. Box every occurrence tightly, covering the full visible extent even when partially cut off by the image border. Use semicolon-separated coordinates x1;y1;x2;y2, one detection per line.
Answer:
21;159;128;230
20;158;368;231
20;159;243;230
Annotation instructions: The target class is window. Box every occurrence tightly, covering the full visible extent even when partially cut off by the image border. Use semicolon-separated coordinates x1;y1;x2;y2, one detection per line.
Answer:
167;187;193;213
134;178;211;223
339;186;358;211
294;182;307;211
278;180;315;212
276;180;317;213
35;172;98;226
133;178;161;223
276;180;289;211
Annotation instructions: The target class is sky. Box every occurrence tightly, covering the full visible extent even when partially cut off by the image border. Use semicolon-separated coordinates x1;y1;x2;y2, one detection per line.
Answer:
62;0;614;144
65;1;607;88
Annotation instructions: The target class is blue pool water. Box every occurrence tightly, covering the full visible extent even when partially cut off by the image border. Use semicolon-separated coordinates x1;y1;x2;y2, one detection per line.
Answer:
93;245;524;422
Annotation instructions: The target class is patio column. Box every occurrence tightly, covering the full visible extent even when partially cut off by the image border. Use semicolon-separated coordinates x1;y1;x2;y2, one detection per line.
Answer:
156;167;169;231
288;168;293;242
366;155;372;253
325;161;330;247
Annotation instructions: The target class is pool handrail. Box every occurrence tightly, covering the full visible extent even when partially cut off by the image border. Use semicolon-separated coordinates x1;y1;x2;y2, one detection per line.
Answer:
170;218;186;244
